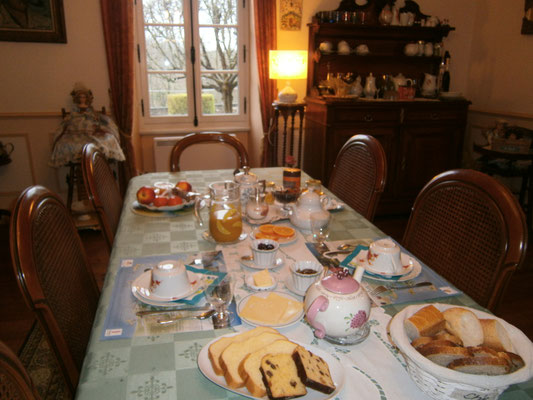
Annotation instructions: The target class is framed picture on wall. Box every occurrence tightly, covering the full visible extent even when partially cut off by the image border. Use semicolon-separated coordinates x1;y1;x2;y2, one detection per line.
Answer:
523;0;533;34
0;0;66;43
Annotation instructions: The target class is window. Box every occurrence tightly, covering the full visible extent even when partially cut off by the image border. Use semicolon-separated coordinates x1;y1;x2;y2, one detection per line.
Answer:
135;0;249;130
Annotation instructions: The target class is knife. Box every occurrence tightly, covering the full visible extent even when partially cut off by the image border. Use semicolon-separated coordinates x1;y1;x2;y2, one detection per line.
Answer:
136;305;212;317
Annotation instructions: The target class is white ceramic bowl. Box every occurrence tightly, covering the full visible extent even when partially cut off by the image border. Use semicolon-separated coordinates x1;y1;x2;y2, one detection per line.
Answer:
150;260;191;298
290;260;323;293
251;239;279;267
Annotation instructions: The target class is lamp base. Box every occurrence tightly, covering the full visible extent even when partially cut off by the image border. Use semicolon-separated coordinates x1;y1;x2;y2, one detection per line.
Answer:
277;84;298;103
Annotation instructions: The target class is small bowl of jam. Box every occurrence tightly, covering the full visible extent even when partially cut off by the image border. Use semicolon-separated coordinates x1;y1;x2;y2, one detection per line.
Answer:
251;239;279;268
290;260;324;293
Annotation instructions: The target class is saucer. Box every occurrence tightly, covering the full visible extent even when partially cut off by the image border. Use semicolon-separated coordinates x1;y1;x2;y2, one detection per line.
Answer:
245;274;277;291
350;250;422;282
240;254;285;270
284;275;306;297
202;231;247;244
131;270;202;302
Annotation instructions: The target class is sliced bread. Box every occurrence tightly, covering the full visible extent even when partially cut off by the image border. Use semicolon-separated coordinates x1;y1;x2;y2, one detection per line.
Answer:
292;345;336;394
498;351;526;373
240;339;299;398
442;308;483;347
220;331;286;388
404;305;446;340
480;318;514;352
260;353;307;400
208;326;278;375
418;345;472;367
411;336;434;349
447;356;510;375
433;331;463;346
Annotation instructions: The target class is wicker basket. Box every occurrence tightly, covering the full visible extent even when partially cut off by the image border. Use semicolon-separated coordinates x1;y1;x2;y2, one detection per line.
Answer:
390;304;533;400
491;137;532;153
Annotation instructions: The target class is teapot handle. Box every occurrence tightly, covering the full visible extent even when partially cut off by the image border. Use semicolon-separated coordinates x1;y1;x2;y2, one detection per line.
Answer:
307;295;329;339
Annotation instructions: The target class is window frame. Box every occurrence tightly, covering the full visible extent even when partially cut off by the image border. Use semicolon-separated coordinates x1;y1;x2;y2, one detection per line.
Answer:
134;0;250;133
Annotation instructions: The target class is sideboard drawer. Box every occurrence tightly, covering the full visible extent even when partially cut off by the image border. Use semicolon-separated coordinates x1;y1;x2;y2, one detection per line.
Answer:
403;107;465;122
334;108;400;123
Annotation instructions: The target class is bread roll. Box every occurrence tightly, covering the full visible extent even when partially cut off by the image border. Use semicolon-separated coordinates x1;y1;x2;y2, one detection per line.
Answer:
443;308;483;347
480;318;514;352
404;305;446;340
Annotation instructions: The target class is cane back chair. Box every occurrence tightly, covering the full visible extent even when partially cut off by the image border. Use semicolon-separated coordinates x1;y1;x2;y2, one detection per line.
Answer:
9;185;100;395
0;341;40;399
328;134;387;221
82;143;123;251
169;132;249;172
402;169;528;312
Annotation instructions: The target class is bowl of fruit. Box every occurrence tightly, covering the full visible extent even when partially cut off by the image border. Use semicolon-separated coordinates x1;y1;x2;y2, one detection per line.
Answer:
135;180;195;211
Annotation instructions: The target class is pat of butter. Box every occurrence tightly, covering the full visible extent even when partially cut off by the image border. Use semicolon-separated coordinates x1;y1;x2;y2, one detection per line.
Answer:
240;293;302;325
253;269;273;287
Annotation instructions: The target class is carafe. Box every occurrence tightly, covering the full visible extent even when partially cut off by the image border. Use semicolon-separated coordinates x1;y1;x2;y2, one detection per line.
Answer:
195;181;243;243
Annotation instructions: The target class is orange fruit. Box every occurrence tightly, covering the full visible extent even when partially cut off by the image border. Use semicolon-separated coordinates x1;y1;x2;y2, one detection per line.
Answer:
258;224;276;234
255;232;279;241
273;226;295;238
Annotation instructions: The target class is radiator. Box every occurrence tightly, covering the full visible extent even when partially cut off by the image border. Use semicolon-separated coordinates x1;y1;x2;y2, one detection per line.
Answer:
153;135;239;172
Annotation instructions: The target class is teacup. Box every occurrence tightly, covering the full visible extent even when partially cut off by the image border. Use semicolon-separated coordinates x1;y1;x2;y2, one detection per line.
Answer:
251;239;279;267
355;44;369;55
367;239;403;274
337;40;351;55
290;261;323;293
319;41;333;53
150;260;191;298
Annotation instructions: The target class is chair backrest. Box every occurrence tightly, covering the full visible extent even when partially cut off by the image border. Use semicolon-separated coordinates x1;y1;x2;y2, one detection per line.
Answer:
82;143;123;251
402;169;528;312
9;185;100;395
169;132;249;172
0;341;40;400
327;134;387;221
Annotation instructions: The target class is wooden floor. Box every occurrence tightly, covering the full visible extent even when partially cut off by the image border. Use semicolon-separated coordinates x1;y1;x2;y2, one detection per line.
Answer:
0;214;532;355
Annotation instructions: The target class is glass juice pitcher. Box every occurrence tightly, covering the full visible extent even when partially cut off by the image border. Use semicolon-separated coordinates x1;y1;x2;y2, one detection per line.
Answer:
195;181;243;243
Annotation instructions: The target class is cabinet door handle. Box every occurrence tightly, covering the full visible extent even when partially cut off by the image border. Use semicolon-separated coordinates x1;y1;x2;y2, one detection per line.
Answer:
363;114;374;122
430;112;438;120
401;158;406;171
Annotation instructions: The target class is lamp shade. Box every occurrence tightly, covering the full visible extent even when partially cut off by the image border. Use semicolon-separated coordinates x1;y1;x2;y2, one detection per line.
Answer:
269;50;308;80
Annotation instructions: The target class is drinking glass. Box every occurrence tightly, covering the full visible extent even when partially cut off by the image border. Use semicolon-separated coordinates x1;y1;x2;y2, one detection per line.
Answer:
204;275;234;326
273;185;301;213
310;211;331;247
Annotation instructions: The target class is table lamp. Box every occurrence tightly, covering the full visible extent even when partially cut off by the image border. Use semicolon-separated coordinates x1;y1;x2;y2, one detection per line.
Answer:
269;50;308;103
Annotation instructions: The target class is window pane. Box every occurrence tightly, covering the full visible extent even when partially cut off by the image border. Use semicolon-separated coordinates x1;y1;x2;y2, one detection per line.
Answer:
199;27;237;71
148;73;188;116
198;0;237;25
143;0;184;24
145;26;186;71
201;73;238;115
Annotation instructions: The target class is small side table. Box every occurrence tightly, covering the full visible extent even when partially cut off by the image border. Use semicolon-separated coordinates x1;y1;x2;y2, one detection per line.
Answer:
270;101;305;167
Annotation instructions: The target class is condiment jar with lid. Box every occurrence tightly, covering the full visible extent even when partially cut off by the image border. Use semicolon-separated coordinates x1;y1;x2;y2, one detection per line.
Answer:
234;166;258;210
305;179;324;195
283;167;301;190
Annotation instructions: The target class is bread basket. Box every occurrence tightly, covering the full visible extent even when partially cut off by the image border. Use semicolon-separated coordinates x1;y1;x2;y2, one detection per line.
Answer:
390;303;533;400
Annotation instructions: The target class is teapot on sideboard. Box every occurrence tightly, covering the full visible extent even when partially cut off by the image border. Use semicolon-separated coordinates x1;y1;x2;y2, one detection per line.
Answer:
287;189;329;231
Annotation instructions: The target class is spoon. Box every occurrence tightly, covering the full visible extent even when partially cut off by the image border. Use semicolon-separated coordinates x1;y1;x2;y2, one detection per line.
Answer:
337;243;356;250
241;255;253;261
157;309;216;325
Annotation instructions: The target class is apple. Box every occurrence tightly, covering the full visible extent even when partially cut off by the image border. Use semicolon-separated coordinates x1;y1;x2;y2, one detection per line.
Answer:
136;186;156;205
176;181;192;192
153;196;169;207
167;196;183;206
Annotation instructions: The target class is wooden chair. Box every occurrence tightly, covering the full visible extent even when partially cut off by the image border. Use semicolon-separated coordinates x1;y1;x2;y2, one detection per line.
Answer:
9;186;100;396
0;341;40;399
169;132;249;172
81;143;123;251
402;169;528;312
327;134;387;221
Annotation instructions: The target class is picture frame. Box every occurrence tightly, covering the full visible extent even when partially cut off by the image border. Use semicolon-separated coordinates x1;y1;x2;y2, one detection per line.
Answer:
523;0;533;34
0;0;67;43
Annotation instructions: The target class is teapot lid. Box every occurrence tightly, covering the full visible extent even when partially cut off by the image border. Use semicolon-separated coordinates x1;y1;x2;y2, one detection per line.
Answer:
321;268;360;294
234;166;257;184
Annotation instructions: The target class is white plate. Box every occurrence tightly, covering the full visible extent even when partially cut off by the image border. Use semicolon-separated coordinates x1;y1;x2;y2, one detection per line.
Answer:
202;231;248;244
250;225;297;246
245;274;277;291
197;335;345;400
350;250;421;282
244;204;287;225
284;275;306;297
241;255;285;270
133;199;193;212
237;291;304;329
131;270;202;302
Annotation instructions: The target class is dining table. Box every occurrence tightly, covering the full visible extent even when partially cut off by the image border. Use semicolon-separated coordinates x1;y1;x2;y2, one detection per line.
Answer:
75;167;533;400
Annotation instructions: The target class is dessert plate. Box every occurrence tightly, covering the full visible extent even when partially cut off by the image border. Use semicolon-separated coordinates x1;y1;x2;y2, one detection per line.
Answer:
350;249;421;282
202;231;247;244
198;335;345;400
132;200;193;212
131;270;202;302
240;254;285;270
237;291;303;329
250;226;297;246
284;275;306;297
245;274;277;291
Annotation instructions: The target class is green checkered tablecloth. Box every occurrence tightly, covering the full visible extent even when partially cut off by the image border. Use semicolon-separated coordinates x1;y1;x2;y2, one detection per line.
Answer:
76;168;533;400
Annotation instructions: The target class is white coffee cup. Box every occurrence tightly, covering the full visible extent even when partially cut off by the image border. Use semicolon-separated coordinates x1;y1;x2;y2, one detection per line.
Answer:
367;239;403;274
150;260;191;298
251;239;279;267
290;261;323;293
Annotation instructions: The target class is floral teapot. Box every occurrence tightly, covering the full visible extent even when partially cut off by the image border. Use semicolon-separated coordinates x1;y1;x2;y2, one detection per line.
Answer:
304;267;371;345
287;189;329;231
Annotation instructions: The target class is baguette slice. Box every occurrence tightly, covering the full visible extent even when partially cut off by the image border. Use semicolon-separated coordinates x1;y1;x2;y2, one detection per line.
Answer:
498;351;526;373
220;331;286;388
418;345;472;367
417;340;459;353
411;336;434;349
240;339;299;398
208;327;277;375
480;318;514;352
447;356;510;375
404;305;446;340
443;308;483;347
468;346;499;358
433;331;463;346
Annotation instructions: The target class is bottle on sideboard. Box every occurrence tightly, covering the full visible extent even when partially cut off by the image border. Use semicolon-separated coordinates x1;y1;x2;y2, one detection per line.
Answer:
441;51;451;92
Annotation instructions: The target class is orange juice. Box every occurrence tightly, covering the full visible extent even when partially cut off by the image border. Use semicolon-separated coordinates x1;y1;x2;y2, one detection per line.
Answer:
209;207;242;242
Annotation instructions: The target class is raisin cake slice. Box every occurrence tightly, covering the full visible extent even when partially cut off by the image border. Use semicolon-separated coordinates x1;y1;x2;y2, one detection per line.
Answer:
292;345;336;394
260;353;307;400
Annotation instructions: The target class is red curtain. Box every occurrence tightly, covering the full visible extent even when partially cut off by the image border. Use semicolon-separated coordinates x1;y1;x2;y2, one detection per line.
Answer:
254;0;277;166
100;0;137;193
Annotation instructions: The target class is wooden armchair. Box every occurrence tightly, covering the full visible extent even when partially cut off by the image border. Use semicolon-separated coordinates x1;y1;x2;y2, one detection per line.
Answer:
0;341;40;399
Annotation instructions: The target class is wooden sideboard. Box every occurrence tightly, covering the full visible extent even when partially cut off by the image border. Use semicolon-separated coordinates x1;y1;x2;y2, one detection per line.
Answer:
303;97;470;215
